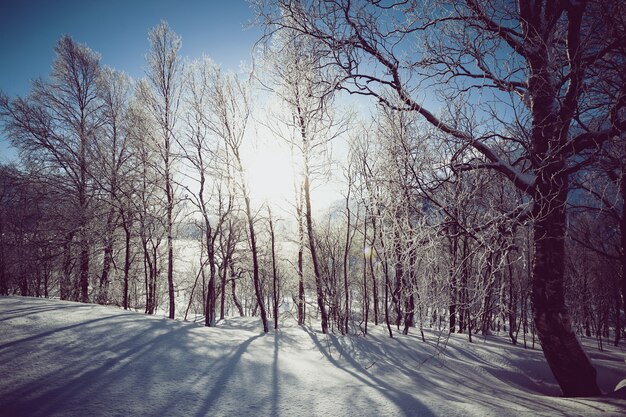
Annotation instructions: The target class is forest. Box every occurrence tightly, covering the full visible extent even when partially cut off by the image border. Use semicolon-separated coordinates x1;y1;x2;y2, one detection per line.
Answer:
0;0;625;400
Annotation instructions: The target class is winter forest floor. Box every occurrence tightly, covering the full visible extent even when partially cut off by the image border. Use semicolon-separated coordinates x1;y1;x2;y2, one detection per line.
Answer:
0;297;625;417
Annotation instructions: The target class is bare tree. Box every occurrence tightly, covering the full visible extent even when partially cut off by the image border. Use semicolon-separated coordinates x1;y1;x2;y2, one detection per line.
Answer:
267;206;280;329
138;21;182;319
1;36;103;303
180;57;234;326
202;65;269;333
258;25;349;333
256;0;626;396
94;67;133;304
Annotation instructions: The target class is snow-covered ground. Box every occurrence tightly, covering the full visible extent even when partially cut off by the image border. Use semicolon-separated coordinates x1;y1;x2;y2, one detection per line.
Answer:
1;296;625;417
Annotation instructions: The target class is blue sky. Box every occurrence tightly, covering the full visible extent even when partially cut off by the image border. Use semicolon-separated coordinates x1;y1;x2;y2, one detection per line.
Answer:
0;0;259;161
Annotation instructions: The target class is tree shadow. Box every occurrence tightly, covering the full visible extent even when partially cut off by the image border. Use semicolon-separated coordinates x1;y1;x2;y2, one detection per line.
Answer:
0;296;95;322
2;297;624;416
303;327;435;416
0;313;137;349
193;333;264;417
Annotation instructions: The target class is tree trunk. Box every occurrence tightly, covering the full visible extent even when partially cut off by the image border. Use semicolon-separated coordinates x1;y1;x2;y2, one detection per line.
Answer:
205;254;216;327
61;235;74;300
393;228;403;329
403;246;417;335
142;236;150;313
298;240;305;325
79;237;89;303
269;208;279;330
363;218;369;334
98;207;116;305
0;214;6;296
122;220;131;310
618;165;626;315
448;222;458;333
204;220;217;327
166;199;175;319
303;173;328;334
342;188;351;335
296;187;305;325
531;178;600;396
243;188;268;333
220;258;228;320
369;214;379;325
507;253;517;345
230;264;245;317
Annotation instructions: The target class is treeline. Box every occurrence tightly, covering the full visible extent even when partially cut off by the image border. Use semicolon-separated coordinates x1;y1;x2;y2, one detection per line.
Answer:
1;0;625;398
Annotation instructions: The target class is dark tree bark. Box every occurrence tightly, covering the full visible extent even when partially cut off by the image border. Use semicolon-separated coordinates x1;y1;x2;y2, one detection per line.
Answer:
362;217;369;334
255;0;626;395
98;206;116;304
403;246;417;335
230;264;245;317
243;187;269;333
448;221;459;333
618;164;626;322
303;170;328;334
369;216;379;326
141;22;182;320
122;218;132;310
268;207;279;330
531;174;599;396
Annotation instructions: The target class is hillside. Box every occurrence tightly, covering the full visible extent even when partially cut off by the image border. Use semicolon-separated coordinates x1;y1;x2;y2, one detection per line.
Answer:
1;296;625;417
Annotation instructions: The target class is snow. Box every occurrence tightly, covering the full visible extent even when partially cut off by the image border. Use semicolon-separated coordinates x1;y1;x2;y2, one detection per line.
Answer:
1;297;625;416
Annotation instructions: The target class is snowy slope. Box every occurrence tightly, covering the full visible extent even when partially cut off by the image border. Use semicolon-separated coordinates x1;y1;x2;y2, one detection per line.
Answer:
0;297;625;417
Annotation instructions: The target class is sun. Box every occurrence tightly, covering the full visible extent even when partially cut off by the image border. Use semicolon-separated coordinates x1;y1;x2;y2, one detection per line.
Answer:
244;139;297;207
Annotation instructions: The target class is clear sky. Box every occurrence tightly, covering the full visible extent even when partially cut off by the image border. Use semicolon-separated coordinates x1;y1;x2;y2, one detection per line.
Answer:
0;0;259;161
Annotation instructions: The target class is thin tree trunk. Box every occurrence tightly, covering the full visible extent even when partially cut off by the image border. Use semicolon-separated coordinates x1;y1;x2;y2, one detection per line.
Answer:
142;235;150;313
166;191;175;319
220;258;228;320
342;187;351;335
0;212;6;296
618;165;626;324
378;223;392;338
230;264;245;317
297;187;305;325
370;216;379;325
122;220;131;310
243;185;268;333
506;251;517;345
303;173;328;334
203;215;217;327
448;222;458;333
363;218;369;335
393;227;403;329
269;207;279;330
403;246;416;335
98;207;116;305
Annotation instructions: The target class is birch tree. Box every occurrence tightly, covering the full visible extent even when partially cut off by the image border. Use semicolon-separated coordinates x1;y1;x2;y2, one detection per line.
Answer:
203;65;269;333
138;21;182;319
95;68;133;303
259;26;348;333
180;58;234;327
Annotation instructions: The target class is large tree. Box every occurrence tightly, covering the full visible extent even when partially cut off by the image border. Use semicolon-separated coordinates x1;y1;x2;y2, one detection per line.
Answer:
255;0;626;396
